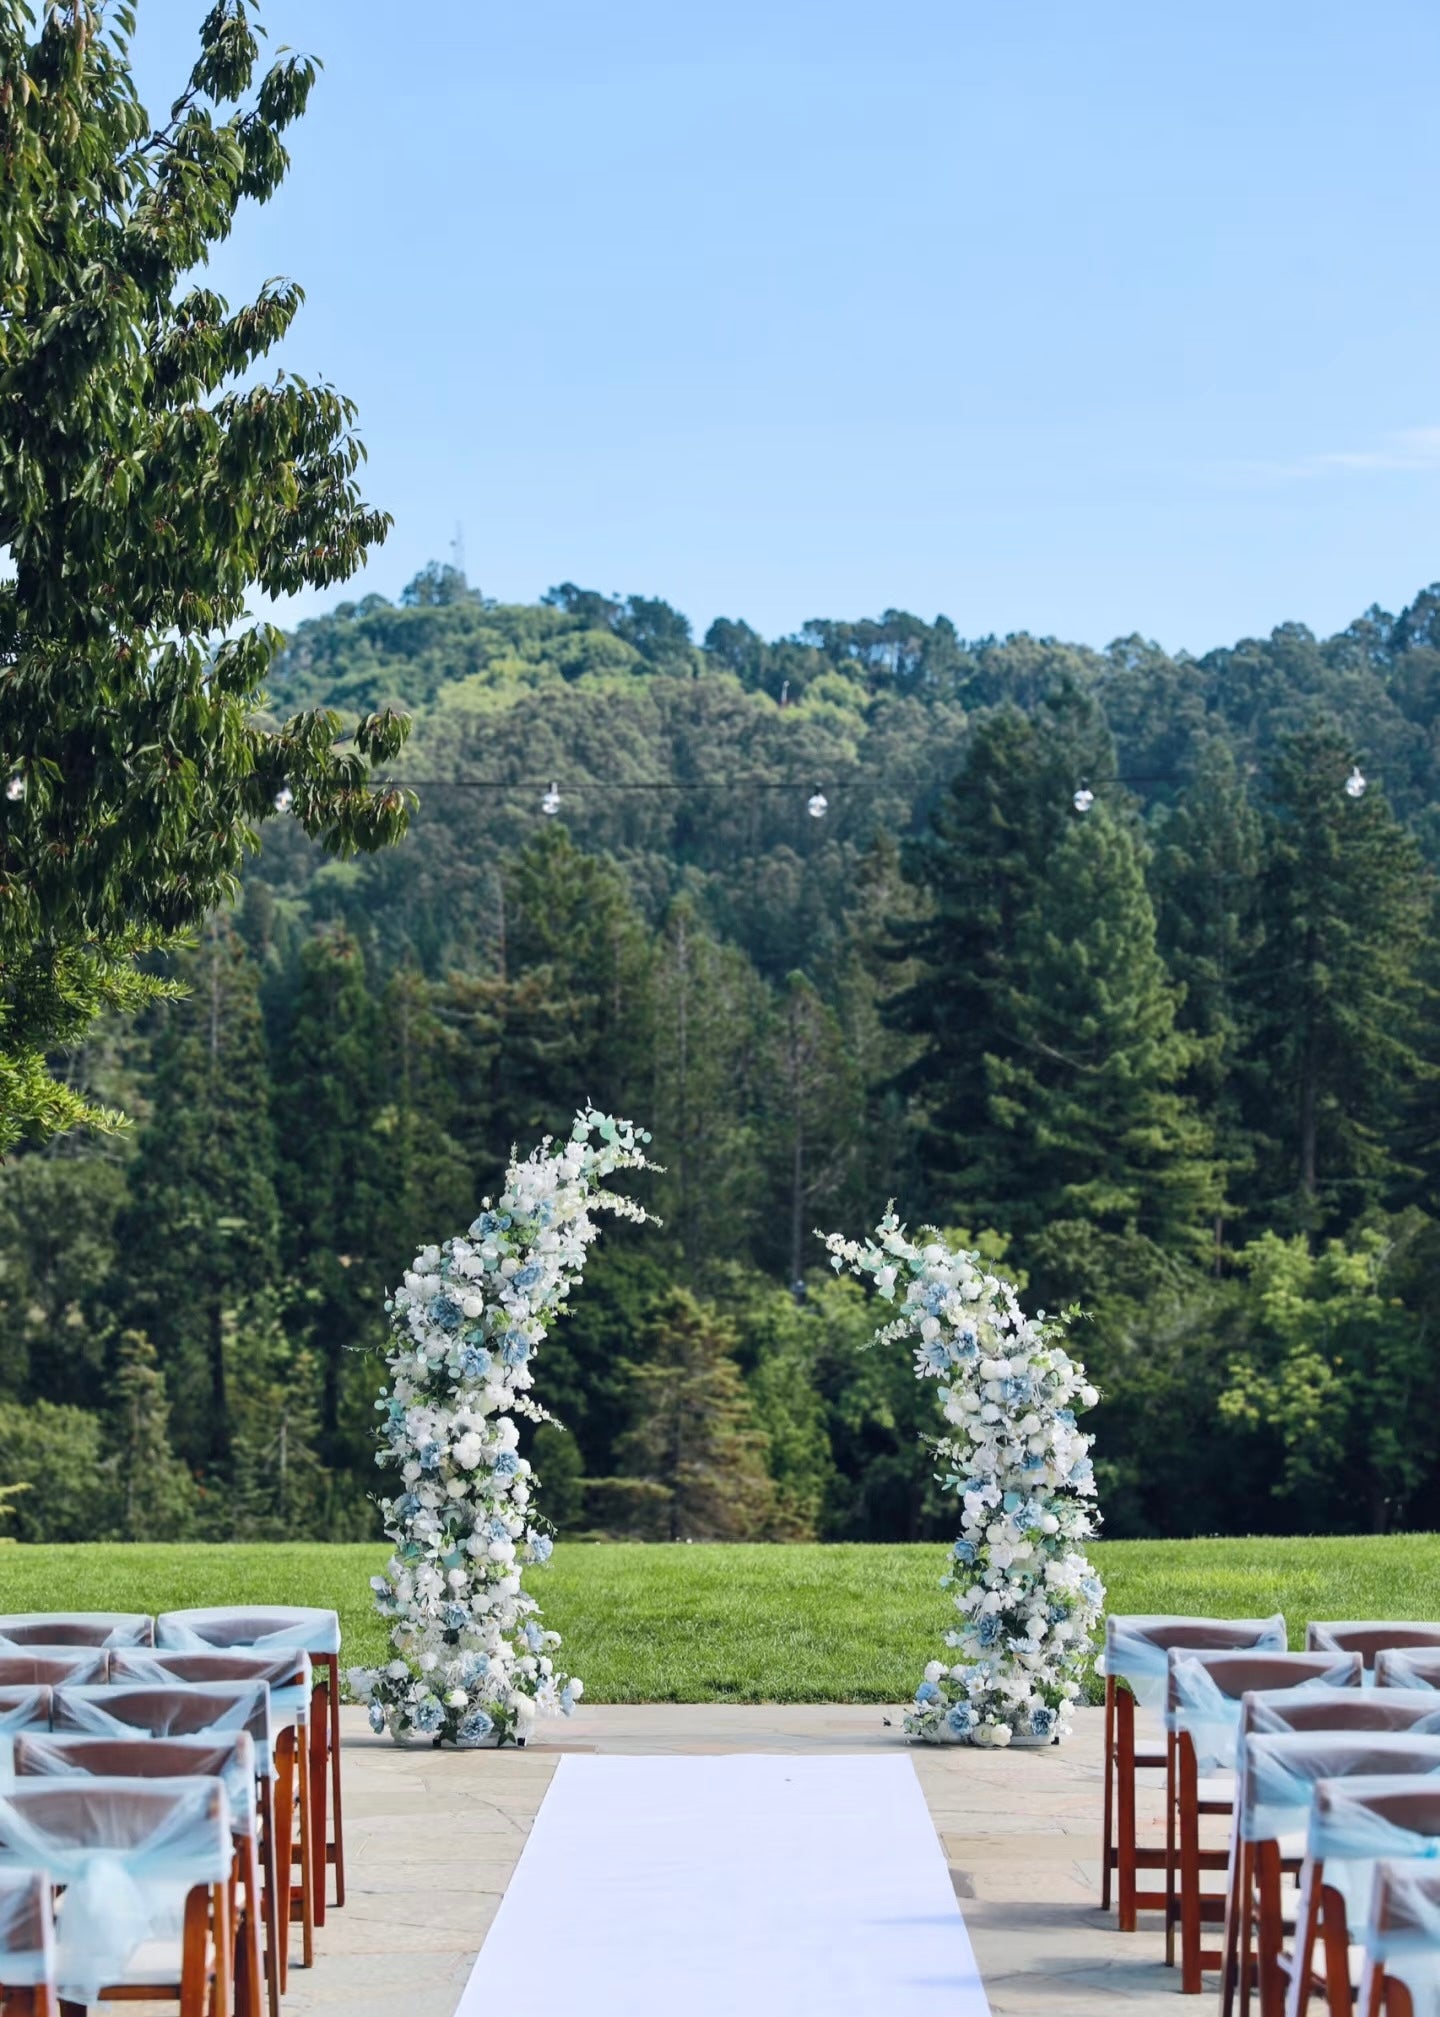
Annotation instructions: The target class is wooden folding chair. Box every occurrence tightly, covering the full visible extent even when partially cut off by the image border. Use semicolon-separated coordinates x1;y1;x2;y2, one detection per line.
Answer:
1357;1861;1440;2017
0;1614;153;1650
110;1647;317;1978
0;1777;233;2016
11;1732;265;2017
1285;1776;1440;2017
1307;1625;1440;1680
157;1605;345;1919
0;1651;108;1689
0;1868;58;2017
1227;1729;1440;2017
1101;1612;1288;1932
52;1682;285;2017
1168;1649;1361;1993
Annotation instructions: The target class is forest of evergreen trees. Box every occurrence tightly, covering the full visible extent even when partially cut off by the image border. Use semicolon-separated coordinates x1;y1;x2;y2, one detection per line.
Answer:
3;563;1438;1545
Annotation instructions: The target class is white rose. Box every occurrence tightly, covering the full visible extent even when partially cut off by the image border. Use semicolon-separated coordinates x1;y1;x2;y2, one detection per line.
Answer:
386;1660;408;1680
461;1295;483;1318
447;1568;468;1589
489;1539;516;1564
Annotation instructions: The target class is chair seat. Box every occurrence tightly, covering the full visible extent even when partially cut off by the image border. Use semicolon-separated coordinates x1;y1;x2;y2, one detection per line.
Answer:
1198;1772;1235;1804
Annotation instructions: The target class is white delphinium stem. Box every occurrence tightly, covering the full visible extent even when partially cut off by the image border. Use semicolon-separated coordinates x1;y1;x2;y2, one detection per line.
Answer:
351;1110;656;1746
823;1211;1105;1745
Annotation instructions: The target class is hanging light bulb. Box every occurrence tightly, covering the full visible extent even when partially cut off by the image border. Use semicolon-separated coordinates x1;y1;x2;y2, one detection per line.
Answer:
274;785;294;813
5;774;24;803
541;781;562;817
807;786;828;819
1344;765;1367;800
1073;784;1095;814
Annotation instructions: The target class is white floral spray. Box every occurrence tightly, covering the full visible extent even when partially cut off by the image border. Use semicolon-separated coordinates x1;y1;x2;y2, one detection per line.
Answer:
824;1212;1105;1745
351;1110;656;1745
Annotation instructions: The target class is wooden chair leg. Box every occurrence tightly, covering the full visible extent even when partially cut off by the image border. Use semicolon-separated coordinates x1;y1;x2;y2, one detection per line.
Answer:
1320;1884;1354;2017
328;1652;345;1909
211;1880;232;2017
180;1883;212;2017
1256;1840;1288;2017
1285;1862;1324;2017
1117;1684;1140;1931
309;1669;330;1925
1222;1825;1249;2017
1178;1733;1206;1992
1165;1727;1178;1968
236;1833;265;2017
1102;1675;1115;1912
273;1738;296;1993
257;1776;283;2017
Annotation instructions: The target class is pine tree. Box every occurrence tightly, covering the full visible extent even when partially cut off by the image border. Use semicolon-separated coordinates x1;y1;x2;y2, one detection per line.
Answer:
1245;726;1435;1232
758;972;860;1288
118;916;279;1469
648;899;767;1275
373;968;472;1262
991;805;1220;1305
1150;739;1265;1256
103;1331;197;1541
227;1302;334;1540
610;1290;777;1540
885;688;1113;1207
273;929;384;1470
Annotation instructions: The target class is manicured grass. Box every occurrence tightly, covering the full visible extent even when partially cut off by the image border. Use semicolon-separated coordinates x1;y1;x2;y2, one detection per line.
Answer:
1;1536;1437;1704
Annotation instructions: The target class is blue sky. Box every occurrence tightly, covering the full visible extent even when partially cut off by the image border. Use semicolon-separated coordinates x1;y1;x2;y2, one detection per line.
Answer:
132;0;1440;652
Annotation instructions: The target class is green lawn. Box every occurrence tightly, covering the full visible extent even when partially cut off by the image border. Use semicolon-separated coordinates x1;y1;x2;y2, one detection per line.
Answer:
1;1536;1436;1704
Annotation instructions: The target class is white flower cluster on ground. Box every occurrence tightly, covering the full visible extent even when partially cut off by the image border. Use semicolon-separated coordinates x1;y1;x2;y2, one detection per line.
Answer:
824;1212;1105;1747
351;1110;655;1746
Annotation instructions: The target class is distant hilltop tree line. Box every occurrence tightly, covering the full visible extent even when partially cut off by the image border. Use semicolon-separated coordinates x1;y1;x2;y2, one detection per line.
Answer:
2;565;1437;1547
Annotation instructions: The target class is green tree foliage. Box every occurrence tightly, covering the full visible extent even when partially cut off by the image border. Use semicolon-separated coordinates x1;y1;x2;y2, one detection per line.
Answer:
1219;1217;1440;1533
103;1331;197;1541
273;929;383;1466
0;1398;109;1542
0;0;410;1151
1245;727;1434;1230
117;917;279;1469
2;561;1440;1542
605;1290;778;1541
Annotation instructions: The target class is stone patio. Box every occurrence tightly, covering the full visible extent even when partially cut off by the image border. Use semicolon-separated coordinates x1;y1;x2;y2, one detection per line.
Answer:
286;1703;1181;2016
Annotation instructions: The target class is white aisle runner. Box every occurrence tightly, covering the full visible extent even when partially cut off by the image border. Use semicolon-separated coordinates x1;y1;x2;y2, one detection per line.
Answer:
454;1752;991;2017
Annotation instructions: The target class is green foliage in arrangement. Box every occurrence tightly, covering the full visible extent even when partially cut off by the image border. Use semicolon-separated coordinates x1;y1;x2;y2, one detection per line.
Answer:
0;0;410;1152
1;1537;1438;1704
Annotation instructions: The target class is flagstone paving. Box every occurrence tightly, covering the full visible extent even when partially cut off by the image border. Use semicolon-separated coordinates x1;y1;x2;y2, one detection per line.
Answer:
287;1703;1180;2016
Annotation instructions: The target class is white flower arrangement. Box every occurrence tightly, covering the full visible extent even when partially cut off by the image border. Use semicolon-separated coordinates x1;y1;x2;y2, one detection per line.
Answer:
823;1212;1105;1746
351;1110;656;1746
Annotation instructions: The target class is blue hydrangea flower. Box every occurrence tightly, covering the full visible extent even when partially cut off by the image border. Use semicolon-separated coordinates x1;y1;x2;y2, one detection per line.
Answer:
469;1212;500;1238
1021;1451;1047;1471
1069;1457;1094;1486
1080;1576;1104;1605
1055;1408;1076;1426
945;1702;974;1737
977;1613;1002;1649
429;1296;464;1333
459;1708;494;1742
459;1344;492;1380
411;1698;444;1735
914;1680;941;1704
459;1651;490;1685
418;1441;441;1473
530;1533;554;1564
396;1493;423;1520
561;1684;579;1715
442;1602;469;1632
999;1373;1032;1405
1030;1706;1057;1739
523;1621;545;1653
952;1538;977;1564
368;1701;386;1733
513;1263;545;1292
502;1333;531;1366
486;1516;510;1541
919;1339;954;1374
493;1450;520;1477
